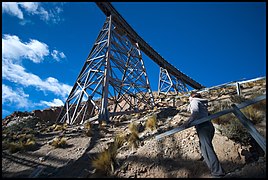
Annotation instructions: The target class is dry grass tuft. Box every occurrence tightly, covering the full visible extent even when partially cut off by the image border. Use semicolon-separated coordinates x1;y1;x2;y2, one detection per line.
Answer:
128;131;139;148
113;132;126;149
92;149;115;175
6;137;37;153
84;121;92;137
128;122;138;134
50;136;68;148
145;114;157;131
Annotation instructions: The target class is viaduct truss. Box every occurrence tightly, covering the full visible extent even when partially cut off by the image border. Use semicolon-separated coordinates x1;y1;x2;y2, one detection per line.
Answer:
57;2;204;125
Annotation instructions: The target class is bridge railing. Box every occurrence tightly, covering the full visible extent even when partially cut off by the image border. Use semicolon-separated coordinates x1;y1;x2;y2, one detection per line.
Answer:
155;94;266;153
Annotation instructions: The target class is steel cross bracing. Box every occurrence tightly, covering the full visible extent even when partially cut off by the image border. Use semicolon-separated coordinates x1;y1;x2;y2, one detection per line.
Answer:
96;2;205;91
158;67;188;95
57;15;155;125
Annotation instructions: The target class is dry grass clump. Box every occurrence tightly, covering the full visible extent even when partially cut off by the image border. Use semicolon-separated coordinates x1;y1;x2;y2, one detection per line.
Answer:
99;120;108;130
128;122;140;148
242;105;264;125
113;132;126;149
249;92;266;112
128;122;138;133
91;148;115;175
7;142;24;153
54;123;67;131
45;123;68;132
220;118;251;145
5;137;37;153
50;136;68;148
145;114;157;131
229;93;265;125
84;121;92;137
91;132;126;175
212;113;233;125
230;95;247;104
128;131;139;148
211;101;231;125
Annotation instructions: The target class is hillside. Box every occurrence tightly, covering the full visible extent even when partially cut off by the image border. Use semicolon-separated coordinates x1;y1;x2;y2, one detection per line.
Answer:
2;78;266;178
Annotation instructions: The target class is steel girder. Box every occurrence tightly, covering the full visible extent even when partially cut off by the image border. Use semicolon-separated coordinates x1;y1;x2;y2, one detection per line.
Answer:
57;15;155;125
158;67;188;95
96;2;204;90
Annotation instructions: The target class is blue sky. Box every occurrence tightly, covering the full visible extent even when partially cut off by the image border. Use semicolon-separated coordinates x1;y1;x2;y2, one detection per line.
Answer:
2;2;266;118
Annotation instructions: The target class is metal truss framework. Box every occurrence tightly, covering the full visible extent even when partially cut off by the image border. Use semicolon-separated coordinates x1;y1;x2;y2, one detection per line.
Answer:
158;67;188;95
96;2;204;90
57;15;155;125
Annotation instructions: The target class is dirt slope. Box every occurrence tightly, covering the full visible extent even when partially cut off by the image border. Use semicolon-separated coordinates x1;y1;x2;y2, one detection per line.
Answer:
2;78;266;178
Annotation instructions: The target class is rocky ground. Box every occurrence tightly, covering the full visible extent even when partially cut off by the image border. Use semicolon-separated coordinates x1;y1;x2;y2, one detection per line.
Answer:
2;78;266;178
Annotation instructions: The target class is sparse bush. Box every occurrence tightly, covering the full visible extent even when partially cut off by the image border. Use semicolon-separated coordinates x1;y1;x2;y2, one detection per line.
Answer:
50;137;68;148
84;121;92;137
84;121;91;130
145;114;157;131
53;124;67;131
212;113;233;125
220;118;251;145
128;131;139;148
99;120;107;129
113;133;126;149
249;92;266;112
242;105;264;125
92;148;115;175
8;141;24;153
128;122;138;134
230;95;247;104
23;139;37;151
127;122;140;148
91;131;128;175
211;101;231;125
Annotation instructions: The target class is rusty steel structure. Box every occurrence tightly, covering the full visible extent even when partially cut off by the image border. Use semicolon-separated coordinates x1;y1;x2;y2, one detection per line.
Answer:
57;2;204;125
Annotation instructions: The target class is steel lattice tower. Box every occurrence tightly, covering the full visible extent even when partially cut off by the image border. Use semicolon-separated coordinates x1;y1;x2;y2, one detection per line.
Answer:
158;67;188;95
57;15;155;125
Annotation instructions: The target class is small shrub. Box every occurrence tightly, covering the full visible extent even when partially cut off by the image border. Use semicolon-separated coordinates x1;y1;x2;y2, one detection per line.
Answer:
211;101;231;125
242;106;264;125
84;121;91;130
128;131;139;149
84;121;92;137
145;115;157;131
92;149;115;175
99;120;107;129
52;123;68;131
113;133;126;149
212;113;233;125
249;92;266;112
8;142;24;153
251;99;266;112
50;137;68;148
220;118;251;145
23;139;37;151
128;122;138;134
230;95;247;104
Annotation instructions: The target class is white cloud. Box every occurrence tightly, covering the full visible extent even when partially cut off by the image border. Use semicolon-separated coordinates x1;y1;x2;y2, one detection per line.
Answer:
2;2;63;23
2;34;49;63
2;84;30;108
2;59;72;98
18;2;39;14
2;2;24;19
2;34;72;99
39;98;64;107
51;49;66;61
